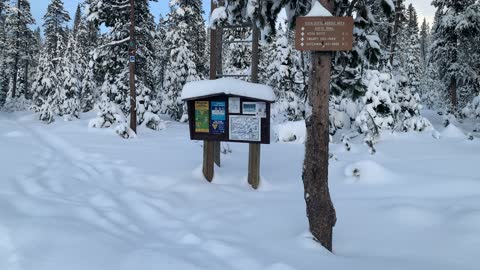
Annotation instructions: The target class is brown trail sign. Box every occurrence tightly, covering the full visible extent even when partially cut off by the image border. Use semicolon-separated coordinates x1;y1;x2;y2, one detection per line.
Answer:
295;17;353;52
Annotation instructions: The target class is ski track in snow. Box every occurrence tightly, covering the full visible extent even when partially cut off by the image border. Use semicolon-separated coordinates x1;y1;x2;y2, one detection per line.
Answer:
0;111;480;270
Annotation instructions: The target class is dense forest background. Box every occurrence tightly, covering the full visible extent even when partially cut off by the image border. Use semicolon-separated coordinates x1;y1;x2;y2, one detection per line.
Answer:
0;0;478;138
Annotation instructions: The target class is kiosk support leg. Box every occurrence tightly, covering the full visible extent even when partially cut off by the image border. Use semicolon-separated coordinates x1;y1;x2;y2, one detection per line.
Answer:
248;143;261;189
214;141;221;167
203;141;215;182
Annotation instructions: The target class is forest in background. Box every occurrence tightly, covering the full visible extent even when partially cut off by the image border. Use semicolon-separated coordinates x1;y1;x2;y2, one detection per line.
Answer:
0;0;478;139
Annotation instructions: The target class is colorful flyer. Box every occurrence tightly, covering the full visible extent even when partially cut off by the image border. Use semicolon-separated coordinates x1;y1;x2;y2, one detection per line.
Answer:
195;101;209;133
211;101;226;120
211;101;226;134
211;120;225;134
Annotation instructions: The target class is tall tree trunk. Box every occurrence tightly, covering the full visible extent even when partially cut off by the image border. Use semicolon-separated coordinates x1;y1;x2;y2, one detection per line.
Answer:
24;60;29;98
302;0;337;252
11;0;21;98
450;76;457;111
389;0;402;66
450;32;458;111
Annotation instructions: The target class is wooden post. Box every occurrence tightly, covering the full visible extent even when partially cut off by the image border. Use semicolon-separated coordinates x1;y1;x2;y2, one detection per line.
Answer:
248;21;261;189
213;17;223;167
129;0;137;133
301;0;337;252
202;0;218;180
203;140;215;182
214;141;221;167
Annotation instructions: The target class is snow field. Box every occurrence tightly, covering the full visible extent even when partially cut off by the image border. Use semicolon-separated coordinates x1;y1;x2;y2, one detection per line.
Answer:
0;110;479;270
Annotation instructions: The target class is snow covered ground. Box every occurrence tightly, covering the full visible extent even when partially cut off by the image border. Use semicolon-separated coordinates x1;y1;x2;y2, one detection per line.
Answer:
0;110;479;270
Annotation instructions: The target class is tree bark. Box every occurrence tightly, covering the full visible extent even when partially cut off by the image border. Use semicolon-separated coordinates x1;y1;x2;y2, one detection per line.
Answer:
302;0;337;252
11;0;21;98
450;76;457;111
389;0;402;66
129;0;137;133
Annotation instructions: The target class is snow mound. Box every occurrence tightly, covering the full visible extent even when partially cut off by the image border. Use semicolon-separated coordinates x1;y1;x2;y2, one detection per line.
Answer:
441;124;465;139
181;78;275;101
306;1;332;17
387;205;442;227
344;160;394;184
274;121;306;143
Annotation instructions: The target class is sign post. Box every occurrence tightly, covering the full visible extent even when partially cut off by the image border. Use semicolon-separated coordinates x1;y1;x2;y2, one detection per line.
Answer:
248;22;261;189
295;1;353;252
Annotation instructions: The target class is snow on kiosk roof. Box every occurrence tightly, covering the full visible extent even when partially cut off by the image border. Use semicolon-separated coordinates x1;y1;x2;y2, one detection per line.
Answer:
181;78;275;102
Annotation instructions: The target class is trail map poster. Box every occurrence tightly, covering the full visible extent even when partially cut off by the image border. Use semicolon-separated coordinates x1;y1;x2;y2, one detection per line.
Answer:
195;101;209;133
229;115;261;142
211;101;226;134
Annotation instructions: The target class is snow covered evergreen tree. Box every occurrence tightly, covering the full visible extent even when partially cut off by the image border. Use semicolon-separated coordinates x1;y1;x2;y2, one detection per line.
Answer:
175;0;207;76
0;0;8;107
87;0;161;130
153;15;167;96
419;18;430;70
31;0;70;122
162;1;200;121
403;4;422;95
430;0;480;111
59;33;81;120
162;22;199;121
266;25;305;121
31;52;59;123
43;0;70;58
4;0;35;102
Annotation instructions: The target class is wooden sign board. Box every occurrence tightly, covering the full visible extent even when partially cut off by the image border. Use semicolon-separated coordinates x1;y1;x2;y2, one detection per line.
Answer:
186;94;272;144
295;17;354;51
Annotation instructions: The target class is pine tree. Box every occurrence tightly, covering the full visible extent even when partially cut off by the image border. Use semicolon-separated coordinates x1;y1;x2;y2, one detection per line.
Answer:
419;18;430;70
73;4;82;36
403;4;422;95
43;0;70;58
59;33;81;120
87;0;161;130
223;27;252;77
266;25;305;121
162;19;199;121
430;0;480;111
80;63;95;112
72;5;95;113
0;0;8;107
4;0;35;100
31;52;58;123
31;0;70;122
166;0;207;77
153;15;167;107
162;1;200;121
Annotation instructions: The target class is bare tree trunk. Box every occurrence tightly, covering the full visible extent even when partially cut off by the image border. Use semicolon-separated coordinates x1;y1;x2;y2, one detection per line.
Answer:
129;0;137;133
389;0;402;66
302;0;337;252
450;76;457;111
24;60;28;97
11;0;21;98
